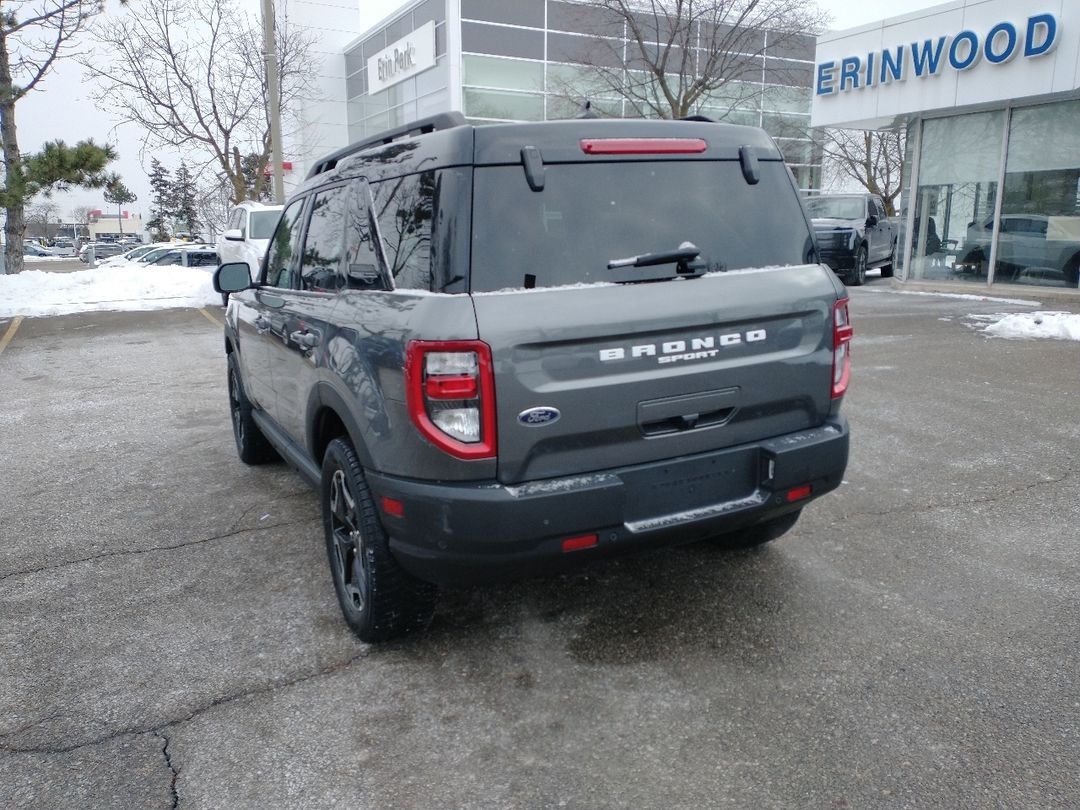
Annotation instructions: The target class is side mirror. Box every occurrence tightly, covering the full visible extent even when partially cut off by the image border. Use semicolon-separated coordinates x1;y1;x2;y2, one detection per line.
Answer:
214;262;253;293
222;228;244;242
866;214;878;227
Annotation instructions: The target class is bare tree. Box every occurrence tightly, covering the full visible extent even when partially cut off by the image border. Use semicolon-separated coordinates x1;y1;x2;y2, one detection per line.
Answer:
552;0;828;120
69;204;93;240
1;1;120;272
82;0;316;206
820;128;906;216
196;179;232;242
25;198;59;239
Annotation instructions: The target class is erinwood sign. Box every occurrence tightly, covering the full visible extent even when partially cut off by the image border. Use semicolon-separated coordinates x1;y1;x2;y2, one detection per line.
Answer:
816;13;1057;96
367;21;436;94
811;1;1080;130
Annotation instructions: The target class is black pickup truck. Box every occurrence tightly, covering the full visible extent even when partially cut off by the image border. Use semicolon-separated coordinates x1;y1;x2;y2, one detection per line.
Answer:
806;193;898;286
214;113;853;642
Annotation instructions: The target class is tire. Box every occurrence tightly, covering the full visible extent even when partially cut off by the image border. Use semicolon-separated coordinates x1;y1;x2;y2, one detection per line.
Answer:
1065;255;1080;288
227;353;278;464
707;509;802;551
321;438;436;643
880;240;896;278
847;246;867;286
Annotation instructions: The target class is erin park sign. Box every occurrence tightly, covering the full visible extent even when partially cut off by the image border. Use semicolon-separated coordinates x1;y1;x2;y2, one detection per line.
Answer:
816;13;1057;96
367;21;436;94
811;2;1080;130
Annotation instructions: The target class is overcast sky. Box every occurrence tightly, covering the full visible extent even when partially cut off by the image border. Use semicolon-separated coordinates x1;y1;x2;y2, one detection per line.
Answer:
18;0;942;222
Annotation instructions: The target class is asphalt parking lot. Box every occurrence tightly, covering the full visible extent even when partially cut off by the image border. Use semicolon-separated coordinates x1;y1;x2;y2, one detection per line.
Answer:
2;278;1079;808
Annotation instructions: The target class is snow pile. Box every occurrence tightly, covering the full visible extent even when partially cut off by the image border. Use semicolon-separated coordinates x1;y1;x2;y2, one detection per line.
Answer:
967;311;1080;342
0;264;220;318
24;255;73;264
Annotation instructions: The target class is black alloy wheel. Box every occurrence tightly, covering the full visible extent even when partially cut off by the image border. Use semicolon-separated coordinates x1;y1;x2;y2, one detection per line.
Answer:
320;438;436;643
227;353;277;464
850;246;867;286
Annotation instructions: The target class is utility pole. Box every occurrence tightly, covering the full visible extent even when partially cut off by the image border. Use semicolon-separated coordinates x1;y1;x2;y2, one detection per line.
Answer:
261;0;286;204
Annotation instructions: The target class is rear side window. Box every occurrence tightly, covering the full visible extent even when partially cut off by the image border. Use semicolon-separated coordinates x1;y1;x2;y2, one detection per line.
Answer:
342;180;385;290
371;171;435;291
301;186;347;292
470;161;815;291
264;198;306;288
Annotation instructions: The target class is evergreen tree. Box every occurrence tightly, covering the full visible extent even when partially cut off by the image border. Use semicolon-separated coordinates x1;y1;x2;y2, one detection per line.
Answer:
103;178;137;236
170;162;200;238
146;158;173;241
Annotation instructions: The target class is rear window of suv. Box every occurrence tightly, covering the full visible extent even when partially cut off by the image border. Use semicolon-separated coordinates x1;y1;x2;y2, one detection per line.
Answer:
469;160;814;292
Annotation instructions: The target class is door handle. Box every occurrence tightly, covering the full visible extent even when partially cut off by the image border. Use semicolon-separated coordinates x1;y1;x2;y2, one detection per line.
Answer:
290;330;319;349
254;316;271;332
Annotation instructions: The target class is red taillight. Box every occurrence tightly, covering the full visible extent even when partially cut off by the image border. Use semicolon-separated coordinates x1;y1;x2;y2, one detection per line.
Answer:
832;299;853;399
405;340;496;460
579;138;707;155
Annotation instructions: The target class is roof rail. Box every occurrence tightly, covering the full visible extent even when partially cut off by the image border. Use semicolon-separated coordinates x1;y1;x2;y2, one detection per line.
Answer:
306;112;468;179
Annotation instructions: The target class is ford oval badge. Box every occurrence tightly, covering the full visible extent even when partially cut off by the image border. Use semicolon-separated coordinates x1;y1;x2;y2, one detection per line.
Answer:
518;406;561;427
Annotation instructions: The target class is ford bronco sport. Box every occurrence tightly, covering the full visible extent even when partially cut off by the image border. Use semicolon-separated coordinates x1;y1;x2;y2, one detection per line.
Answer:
214;112;852;643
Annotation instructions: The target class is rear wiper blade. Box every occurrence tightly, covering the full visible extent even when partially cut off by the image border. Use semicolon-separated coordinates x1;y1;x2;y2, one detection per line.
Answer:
608;241;701;270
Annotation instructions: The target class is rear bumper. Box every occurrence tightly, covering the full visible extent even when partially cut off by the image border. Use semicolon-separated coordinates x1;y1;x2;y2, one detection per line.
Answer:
367;417;849;586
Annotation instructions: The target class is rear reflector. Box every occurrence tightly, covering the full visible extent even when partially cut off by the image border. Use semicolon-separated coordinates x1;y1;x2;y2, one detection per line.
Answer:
786;485;812;503
561;534;599;552
580;138;707;155
425;374;478;400
381;496;404;518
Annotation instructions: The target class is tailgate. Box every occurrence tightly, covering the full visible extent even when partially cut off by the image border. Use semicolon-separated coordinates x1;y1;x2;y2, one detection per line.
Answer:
473;265;838;484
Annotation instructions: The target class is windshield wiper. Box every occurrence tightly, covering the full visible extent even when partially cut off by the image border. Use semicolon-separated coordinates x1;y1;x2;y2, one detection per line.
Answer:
606;241;708;281
608;241;701;269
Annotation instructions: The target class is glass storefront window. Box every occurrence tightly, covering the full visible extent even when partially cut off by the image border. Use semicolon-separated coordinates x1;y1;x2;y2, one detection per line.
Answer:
910;111;1004;283
546;62;619;100
464;55;544;92
464;88;545;121
996;100;1080;289
896;121;916;278
762;84;811;114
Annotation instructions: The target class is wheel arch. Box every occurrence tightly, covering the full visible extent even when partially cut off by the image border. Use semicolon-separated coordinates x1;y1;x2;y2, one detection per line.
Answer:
307;381;376;470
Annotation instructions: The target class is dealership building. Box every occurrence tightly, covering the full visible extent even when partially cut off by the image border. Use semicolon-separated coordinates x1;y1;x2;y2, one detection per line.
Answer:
342;0;822;190
813;0;1080;292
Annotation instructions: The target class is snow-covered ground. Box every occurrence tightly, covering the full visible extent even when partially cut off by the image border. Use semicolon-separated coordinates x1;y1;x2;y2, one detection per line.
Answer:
0;264;220;318
967;311;1080;342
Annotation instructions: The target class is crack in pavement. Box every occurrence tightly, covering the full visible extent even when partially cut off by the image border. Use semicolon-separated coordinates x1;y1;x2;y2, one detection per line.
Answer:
156;731;181;810
0;648;371;757
0;517;318;585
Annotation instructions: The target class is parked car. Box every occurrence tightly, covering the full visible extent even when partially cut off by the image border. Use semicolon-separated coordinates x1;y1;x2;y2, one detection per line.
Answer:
51;239;76;257
955;214;1080;287
214;112;853;643
98;242;175;268
805;193;898;286
23;243;55;258
142;245;219;268
79;242;126;262
217;201;283;279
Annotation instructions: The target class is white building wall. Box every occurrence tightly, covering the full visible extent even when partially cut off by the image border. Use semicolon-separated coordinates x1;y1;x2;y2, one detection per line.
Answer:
283;0;364;192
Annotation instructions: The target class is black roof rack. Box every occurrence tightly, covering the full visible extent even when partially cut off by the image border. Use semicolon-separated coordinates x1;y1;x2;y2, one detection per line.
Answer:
306;112;468;179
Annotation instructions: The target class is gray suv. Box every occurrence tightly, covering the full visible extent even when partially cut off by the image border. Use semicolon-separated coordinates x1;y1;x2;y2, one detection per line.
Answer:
215;113;852;642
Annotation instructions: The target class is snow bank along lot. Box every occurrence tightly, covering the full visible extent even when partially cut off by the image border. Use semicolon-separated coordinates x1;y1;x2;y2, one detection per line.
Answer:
0;264;220;318
2;267;1079;340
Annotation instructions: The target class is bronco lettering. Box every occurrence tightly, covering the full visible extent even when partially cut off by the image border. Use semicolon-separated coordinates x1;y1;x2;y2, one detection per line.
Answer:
599;329;767;362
